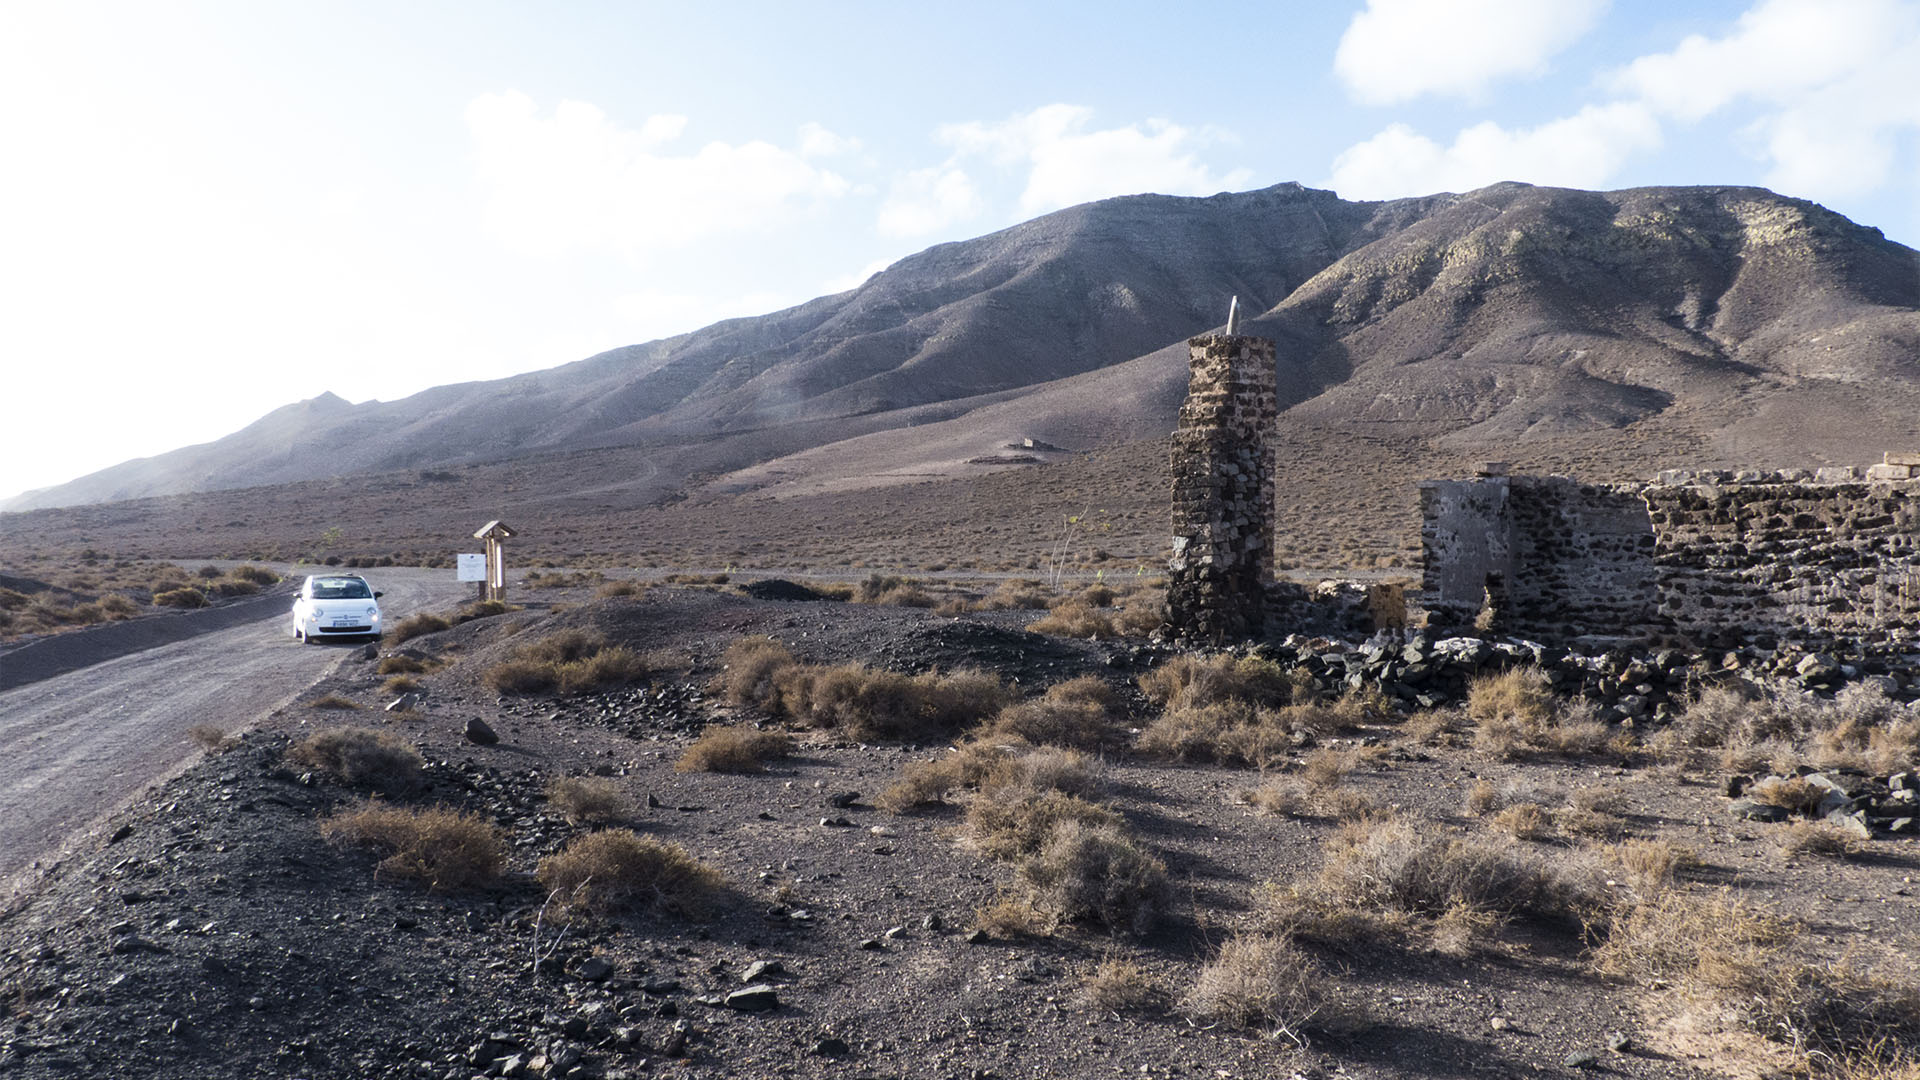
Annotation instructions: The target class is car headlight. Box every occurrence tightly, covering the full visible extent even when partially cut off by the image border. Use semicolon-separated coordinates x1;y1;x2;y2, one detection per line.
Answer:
365;606;380;617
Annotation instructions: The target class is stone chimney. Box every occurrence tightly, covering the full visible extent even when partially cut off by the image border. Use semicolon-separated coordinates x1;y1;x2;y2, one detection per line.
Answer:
1166;332;1277;640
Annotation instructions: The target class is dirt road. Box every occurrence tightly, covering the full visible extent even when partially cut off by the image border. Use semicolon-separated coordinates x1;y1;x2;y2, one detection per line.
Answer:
0;567;470;901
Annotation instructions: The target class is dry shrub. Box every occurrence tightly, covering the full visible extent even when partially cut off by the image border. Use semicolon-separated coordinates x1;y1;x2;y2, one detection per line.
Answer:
1317;817;1602;923
852;574;933;607
1114;597;1167;635
714;637;798;707
1137;700;1293;768
1403;709;1456;746
1427;901;1504;958
1464;780;1504;816
1240;780;1306;818
875;740;1021;813
546;776;629;825
485;632;648;696
290;727;424;793
965;789;1120;861
1588;891;1920;1067
1138;653;1293;710
1777;820;1865;860
1675;680;1920;778
972;893;1049;938
987;676;1124;750
1074;584;1117;608
228;564;278;585
321;803;504;891
1601;838;1701;893
386;613;451;645
153;587;207;609
1184;934;1324;1037
1491;803;1553;840
1467;668;1619;759
982;579;1053;610
1747;776;1827;815
1252;880;1417;955
596;580;646;599
676;726;794;773
536;829;724;916
187;724;237;753
308;694;362;710
1016;821;1169;934
1027;602;1118;639
376;655;427;675
555;646;648;694
381;675;420;696
787;664;1010;742
1082;958;1165;1013
1299;748;1351;789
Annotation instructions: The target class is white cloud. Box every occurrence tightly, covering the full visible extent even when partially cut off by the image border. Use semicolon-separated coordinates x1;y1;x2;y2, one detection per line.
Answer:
877;166;981;236
1607;0;1920;198
1335;0;1609;105
797;121;860;158
937;104;1251;215
466;91;851;258
1327;103;1662;199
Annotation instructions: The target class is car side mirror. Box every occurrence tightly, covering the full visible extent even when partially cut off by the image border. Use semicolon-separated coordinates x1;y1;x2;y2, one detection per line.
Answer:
374;591;384;598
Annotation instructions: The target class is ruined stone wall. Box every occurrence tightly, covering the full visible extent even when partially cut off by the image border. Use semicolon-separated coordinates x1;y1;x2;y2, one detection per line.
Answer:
1420;462;1920;652
1420;475;1657;643
1167;335;1276;640
1645;469;1920;651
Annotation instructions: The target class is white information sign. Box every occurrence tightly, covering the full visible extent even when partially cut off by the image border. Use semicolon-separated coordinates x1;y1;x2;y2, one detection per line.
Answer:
456;553;487;582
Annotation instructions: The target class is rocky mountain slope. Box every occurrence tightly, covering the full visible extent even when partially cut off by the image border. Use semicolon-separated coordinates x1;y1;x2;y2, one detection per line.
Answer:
10;181;1918;516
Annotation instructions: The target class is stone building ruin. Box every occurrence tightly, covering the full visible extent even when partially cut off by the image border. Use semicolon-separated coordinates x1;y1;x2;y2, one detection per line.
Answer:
1164;321;1920;653
1422;462;1920;653
1166;333;1277;641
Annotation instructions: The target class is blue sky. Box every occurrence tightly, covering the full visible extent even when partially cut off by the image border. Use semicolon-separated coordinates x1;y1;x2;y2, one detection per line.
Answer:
4;0;1918;501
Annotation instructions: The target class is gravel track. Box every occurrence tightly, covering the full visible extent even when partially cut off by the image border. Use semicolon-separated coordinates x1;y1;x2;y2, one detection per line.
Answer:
0;567;469;903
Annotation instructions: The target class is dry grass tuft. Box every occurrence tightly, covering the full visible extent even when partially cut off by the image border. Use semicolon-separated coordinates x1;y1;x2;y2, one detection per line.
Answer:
1082;958;1166;1013
1600;837;1701;893
986;676;1125;750
1777;820;1866;860
289;727;425;793
675;726;795;773
322;803;505;891
536;829;725;916
545;776;629;825
153;587;207;609
1183;934;1324;1038
1490;802;1553;841
1016;821;1169;934
1467;668;1618;759
1316;817;1602;923
484;631;650;696
1138;653;1294;710
307;694;362;710
965;789;1121;862
1026;602;1118;639
376;655;427;675
385;613;451;645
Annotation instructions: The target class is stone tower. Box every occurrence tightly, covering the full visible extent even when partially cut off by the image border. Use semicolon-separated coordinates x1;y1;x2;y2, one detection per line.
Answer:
1166;332;1277;640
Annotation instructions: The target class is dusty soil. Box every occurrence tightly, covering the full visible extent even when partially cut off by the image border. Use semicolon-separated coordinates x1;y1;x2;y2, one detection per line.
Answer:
2;584;1915;1080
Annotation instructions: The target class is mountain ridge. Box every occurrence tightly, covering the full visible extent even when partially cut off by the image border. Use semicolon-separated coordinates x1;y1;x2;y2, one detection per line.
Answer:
9;180;1918;514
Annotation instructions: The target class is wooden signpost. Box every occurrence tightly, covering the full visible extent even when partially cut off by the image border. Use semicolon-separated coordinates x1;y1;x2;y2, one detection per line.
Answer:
472;520;516;602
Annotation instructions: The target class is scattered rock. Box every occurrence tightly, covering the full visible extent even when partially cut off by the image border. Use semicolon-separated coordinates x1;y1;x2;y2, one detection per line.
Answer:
574;956;613;982
464;717;500;746
724;984;779;1012
1607;1031;1633;1053
1565;1049;1600;1069
742;960;785;983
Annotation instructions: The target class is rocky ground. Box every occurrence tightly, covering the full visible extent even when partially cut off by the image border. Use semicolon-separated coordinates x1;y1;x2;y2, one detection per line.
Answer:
1;584;1916;1080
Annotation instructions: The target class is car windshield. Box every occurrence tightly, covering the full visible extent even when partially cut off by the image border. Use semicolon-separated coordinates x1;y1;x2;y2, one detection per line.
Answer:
311;578;373;600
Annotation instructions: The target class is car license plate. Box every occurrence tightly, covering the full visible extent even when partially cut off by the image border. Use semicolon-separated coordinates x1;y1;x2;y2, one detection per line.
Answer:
332;617;359;627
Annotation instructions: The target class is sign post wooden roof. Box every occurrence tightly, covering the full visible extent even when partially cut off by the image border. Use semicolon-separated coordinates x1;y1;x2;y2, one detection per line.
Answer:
473;520;517;541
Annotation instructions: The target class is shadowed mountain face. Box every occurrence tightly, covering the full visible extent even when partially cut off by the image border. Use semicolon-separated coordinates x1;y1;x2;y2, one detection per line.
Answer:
10;181;1919;513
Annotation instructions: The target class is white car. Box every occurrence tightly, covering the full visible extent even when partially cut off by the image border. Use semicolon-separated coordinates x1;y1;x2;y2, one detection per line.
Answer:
290;574;384;643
